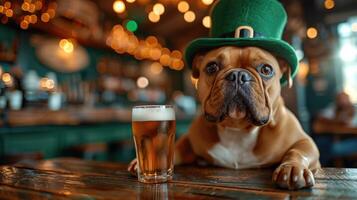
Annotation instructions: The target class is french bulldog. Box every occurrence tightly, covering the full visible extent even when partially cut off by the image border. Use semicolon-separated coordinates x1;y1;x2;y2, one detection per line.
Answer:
129;46;320;190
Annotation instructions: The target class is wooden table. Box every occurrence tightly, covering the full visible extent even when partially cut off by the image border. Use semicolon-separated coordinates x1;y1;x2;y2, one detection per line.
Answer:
0;158;356;199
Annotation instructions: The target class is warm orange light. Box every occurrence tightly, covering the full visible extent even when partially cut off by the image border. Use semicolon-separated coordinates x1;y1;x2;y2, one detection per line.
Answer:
40;78;54;90
29;15;37;24
63;44;74;54
184;11;196;23
146;36;158;47
171;59;184;70
28;3;36;13
202;16;211;28
126;0;136;3
148;11;160;23
5;9;13;17
137;77;149;88
153;3;165;15
150;62;163;75
59;39;67;49
140;46;149;58
2;73;12;83
324;0;335;10
178;1;189;13
40;78;55;90
21;2;30;11
113;0;126;14
127;35;139;53
201;0;214;6
160;54;171;66
4;1;11;9
171;50;182;59
35;1;43;10
24;15;30;21
20;20;29;29
41;13;50;22
59;39;74;54
161;48;170;55
306;27;318;39
0;6;4;13
298;62;309;81
149;48;162;60
47;9;56;18
46;79;55;90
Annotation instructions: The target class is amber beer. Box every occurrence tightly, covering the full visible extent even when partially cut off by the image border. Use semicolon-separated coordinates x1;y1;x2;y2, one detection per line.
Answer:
132;105;176;183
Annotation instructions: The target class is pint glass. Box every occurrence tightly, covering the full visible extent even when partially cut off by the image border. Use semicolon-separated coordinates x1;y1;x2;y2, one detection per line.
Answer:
132;105;176;183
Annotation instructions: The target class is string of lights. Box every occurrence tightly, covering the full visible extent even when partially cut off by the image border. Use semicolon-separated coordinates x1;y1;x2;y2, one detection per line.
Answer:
107;24;185;71
113;0;214;28
0;0;57;29
108;0;216;70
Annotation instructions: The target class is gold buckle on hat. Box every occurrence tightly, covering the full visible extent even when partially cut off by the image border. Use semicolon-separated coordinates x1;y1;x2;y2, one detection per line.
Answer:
235;26;254;38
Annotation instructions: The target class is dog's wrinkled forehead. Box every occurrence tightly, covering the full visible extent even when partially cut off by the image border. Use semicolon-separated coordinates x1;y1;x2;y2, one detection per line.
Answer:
200;46;280;71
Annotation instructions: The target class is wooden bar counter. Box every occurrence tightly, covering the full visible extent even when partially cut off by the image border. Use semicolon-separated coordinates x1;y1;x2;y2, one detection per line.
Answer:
0;158;356;199
0;108;132;127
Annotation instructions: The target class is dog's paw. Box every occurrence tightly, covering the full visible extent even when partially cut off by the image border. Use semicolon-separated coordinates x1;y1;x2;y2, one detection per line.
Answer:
127;158;138;177
272;163;315;190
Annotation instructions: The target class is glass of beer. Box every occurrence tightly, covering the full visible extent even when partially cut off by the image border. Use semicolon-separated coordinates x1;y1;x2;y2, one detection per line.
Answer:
132;105;176;183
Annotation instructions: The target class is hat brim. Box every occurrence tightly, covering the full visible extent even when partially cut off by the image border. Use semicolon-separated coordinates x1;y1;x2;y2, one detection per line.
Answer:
185;37;298;85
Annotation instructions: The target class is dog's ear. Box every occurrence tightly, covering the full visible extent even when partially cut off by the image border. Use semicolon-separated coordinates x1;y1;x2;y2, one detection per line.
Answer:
277;58;293;88
192;54;204;79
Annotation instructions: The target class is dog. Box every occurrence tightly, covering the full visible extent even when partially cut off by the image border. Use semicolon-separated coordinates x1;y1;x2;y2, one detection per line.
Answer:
129;46;320;190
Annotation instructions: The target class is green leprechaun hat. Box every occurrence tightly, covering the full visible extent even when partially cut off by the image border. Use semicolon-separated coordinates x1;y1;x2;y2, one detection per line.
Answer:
185;0;298;84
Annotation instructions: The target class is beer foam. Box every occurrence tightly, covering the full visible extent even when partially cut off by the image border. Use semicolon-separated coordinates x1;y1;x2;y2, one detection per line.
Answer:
132;106;175;122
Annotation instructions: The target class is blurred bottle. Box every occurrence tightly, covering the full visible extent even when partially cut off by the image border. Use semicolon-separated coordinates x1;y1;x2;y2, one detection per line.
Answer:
0;79;6;109
8;67;24;110
23;70;40;103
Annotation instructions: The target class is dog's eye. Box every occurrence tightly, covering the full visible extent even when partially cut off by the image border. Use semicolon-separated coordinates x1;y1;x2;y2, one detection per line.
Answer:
205;62;220;75
257;64;274;78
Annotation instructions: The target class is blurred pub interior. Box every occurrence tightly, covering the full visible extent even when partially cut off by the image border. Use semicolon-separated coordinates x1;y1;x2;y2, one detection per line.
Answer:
0;0;356;167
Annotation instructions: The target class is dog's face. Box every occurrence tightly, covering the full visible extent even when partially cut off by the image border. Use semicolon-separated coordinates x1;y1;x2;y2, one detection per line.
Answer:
192;46;289;126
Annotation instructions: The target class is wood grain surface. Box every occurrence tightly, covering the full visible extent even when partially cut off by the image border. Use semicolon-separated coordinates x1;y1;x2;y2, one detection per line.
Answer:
0;158;355;199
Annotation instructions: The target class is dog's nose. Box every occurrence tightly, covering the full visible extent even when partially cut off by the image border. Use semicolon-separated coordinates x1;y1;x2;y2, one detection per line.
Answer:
225;71;252;84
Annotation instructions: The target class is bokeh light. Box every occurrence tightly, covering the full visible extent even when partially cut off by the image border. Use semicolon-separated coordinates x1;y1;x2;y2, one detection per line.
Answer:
59;39;74;54
153;3;165;15
306;27;318;39
150;62;163;75
148;11;160;23
202;0;214;6
113;0;126;14
41;13;50;22
184;11;196;23
202;16;211;28
137;76;149;88
324;0;335;10
178;1;190;13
